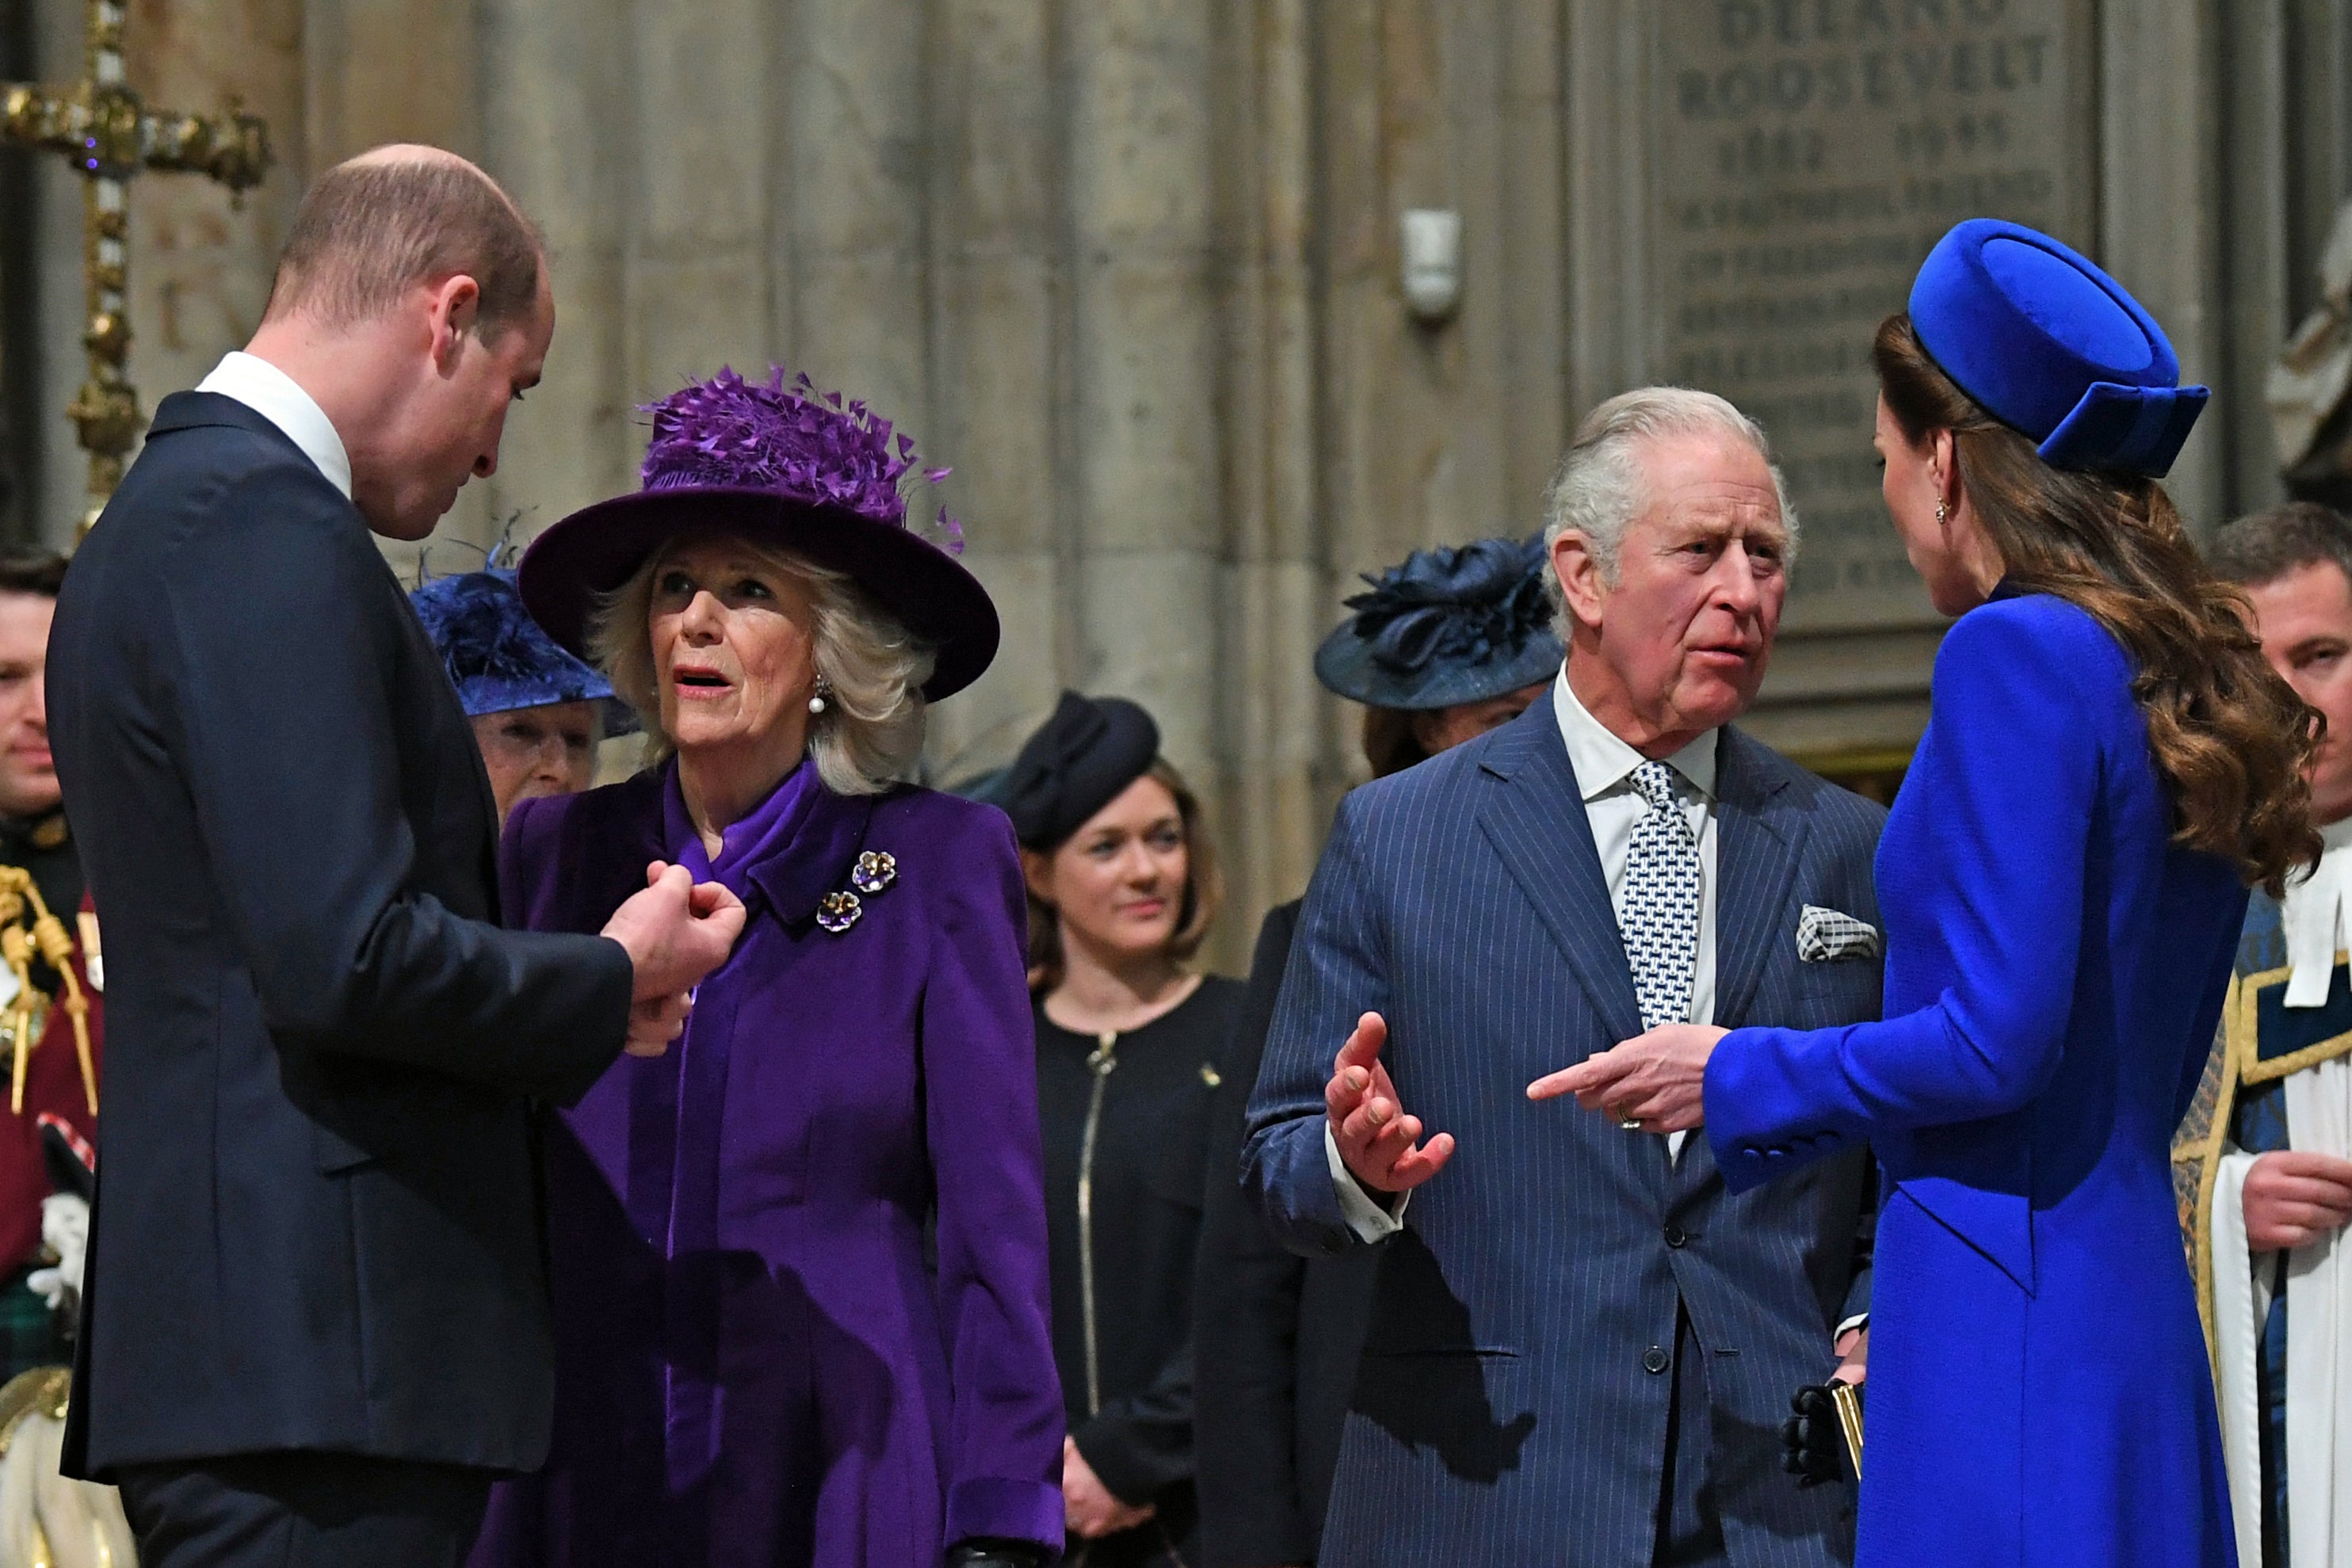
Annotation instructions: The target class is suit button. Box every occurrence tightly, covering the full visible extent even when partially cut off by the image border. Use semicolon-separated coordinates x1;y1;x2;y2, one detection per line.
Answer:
1643;1345;1670;1375
1663;1224;1687;1249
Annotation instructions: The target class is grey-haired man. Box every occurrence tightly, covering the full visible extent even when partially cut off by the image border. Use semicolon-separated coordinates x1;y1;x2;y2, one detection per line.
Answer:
1243;389;1880;1566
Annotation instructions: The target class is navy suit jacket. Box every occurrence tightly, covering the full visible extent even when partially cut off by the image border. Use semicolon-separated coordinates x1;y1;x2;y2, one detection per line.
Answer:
49;393;634;1478
1241;692;1883;1566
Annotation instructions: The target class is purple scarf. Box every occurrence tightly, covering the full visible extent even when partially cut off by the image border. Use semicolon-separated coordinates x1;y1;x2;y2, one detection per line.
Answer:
659;755;819;906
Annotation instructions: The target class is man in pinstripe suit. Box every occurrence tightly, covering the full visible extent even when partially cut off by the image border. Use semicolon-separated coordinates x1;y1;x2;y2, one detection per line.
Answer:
1242;388;1881;1566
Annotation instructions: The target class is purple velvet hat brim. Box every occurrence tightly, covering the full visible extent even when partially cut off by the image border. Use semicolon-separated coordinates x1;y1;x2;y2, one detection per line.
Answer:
516;486;1001;704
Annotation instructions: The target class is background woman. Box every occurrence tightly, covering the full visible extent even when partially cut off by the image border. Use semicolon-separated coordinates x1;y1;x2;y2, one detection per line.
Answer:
1320;535;1560;778
995;692;1240;1566
471;368;1063;1568
1544;219;2317;1565
408;564;620;826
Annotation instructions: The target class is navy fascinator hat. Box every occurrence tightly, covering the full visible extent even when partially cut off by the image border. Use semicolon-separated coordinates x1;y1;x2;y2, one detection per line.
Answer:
1315;534;1564;711
410;567;628;727
1908;219;2209;479
989;692;1161;850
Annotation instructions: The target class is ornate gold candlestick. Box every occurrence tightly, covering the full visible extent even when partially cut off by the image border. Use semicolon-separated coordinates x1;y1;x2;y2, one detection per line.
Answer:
2;0;270;536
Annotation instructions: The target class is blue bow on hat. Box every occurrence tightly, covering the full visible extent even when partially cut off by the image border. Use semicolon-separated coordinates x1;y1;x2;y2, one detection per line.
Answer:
409;567;629;727
1909;219;2209;479
1315;535;1564;711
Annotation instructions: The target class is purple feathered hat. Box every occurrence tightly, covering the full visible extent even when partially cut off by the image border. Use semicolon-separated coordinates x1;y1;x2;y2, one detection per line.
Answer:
516;367;1000;702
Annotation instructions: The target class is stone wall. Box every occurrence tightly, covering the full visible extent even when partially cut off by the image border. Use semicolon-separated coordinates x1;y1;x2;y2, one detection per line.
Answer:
7;0;2352;968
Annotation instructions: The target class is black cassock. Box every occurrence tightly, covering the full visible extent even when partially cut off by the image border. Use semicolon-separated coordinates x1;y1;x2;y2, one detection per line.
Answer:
1192;902;1378;1568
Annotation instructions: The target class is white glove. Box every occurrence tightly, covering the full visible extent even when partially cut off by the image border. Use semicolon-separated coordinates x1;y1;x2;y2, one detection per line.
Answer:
26;1193;86;1312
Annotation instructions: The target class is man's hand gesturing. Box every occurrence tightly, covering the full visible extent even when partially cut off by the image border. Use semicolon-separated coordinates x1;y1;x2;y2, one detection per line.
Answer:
600;861;748;1057
1327;1012;1454;1194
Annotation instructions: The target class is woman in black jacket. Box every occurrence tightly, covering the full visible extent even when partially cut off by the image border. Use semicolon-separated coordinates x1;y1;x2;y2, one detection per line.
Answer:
999;692;1242;1567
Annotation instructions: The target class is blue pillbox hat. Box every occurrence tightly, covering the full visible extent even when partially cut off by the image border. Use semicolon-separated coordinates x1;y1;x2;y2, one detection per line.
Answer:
1908;219;2209;479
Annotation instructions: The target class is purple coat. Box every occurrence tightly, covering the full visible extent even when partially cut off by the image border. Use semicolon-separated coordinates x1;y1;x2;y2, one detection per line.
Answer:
470;761;1065;1566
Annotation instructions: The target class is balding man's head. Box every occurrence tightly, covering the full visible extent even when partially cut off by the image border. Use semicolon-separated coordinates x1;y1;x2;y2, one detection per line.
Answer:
265;146;544;337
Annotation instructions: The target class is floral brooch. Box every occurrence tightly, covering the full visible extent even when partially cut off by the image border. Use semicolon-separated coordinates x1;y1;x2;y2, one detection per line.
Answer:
815;851;899;935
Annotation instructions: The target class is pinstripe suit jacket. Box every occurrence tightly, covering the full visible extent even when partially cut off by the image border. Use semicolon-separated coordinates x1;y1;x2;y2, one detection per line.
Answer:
1241;691;1884;1566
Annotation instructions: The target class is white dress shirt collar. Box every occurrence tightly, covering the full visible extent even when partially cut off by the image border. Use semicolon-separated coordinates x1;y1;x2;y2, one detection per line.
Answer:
1552;662;1719;803
193;351;353;502
2283;815;2352;1008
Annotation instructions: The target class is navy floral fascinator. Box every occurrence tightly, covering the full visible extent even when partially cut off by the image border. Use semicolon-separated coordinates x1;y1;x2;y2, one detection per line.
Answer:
1314;534;1564;711
410;567;627;724
517;367;1000;701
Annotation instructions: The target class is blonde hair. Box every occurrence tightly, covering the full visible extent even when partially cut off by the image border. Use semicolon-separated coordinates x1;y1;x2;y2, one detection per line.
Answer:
587;534;937;796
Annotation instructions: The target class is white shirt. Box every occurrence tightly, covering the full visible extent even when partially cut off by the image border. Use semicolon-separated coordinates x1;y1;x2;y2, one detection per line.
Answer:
2285;817;2352;1008
194;352;353;502
1328;666;1722;1240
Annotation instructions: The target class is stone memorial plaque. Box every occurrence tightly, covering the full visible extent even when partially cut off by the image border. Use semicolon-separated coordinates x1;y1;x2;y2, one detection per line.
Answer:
1655;0;2096;631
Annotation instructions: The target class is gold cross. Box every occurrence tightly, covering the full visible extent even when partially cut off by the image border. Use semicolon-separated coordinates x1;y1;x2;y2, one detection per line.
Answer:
2;0;269;535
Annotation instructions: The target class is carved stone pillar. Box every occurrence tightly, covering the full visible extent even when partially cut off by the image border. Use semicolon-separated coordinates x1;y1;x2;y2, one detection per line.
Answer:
922;0;1067;777
1212;0;1327;955
1062;0;1223;782
627;0;777;404
776;0;928;418
2101;0;2228;532
473;0;633;548
305;0;479;167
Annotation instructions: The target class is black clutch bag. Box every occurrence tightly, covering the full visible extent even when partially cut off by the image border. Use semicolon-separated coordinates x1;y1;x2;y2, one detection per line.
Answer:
1781;1380;1863;1486
945;1541;1049;1568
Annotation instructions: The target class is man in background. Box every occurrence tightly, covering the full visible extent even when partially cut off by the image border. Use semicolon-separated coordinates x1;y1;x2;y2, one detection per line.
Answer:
0;552;102;1382
2185;501;2352;1568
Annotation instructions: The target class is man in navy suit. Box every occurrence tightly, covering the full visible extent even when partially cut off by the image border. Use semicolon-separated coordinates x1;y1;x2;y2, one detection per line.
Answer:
47;146;743;1566
1243;388;1881;1566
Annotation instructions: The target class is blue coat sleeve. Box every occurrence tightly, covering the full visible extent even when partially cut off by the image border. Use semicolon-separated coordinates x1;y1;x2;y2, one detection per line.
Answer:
1704;604;2098;1192
1240;796;1392;1260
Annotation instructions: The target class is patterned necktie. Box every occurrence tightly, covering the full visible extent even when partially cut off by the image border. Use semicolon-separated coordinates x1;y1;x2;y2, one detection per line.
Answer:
1618;759;1700;1031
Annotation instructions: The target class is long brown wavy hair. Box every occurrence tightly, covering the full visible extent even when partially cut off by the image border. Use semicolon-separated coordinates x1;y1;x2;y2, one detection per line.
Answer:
1876;314;2319;895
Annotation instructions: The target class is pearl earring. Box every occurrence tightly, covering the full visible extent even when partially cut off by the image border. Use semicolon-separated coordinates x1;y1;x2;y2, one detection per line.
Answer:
1935;499;1949;526
808;677;832;717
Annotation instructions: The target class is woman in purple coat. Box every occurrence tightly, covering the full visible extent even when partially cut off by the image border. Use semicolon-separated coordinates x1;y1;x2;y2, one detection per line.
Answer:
470;368;1064;1568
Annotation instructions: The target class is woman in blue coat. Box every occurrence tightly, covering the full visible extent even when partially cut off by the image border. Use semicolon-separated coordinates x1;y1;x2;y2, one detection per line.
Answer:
1540;219;2318;1566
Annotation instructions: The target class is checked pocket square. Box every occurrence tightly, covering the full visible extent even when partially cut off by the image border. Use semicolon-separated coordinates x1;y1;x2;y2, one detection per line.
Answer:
1796;905;1880;963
